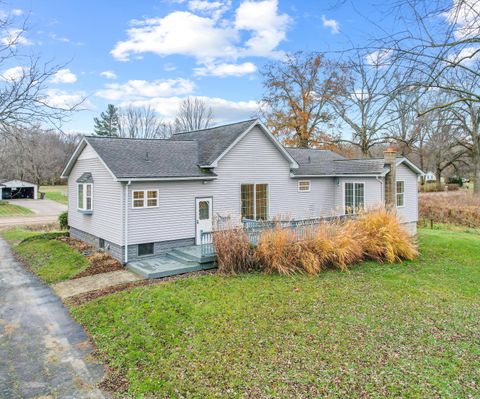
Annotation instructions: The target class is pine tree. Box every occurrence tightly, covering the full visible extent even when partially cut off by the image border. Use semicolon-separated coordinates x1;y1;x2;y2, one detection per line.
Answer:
94;104;120;136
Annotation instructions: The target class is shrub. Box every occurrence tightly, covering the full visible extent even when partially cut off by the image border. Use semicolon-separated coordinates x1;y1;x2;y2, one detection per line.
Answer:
447;177;463;187
0;200;8;205
419;192;480;227
58;211;68;230
446;183;460;191
213;227;256;274
355;209;418;263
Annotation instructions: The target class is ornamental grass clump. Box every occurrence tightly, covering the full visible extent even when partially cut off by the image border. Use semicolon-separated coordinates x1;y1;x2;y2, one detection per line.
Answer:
355;208;418;263
254;228;304;275
213;227;255;274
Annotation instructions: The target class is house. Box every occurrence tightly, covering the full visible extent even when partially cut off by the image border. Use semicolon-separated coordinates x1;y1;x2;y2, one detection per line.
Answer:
61;119;423;265
0;179;38;200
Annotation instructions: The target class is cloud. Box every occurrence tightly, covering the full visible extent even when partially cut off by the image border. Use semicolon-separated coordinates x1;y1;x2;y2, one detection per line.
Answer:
95;78;195;101
44;89;90;109
321;15;339;34
0;66;26;81
111;0;290;63
443;0;480;39
194;61;257;77
234;0;291;58
11;9;23;16
365;49;392;66
121;95;259;123
0;28;32;46
51;68;77;84
447;46;480;66
100;70;117;79
187;0;231;20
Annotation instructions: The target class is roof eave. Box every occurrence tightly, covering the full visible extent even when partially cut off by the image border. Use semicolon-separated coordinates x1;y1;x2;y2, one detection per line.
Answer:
396;158;424;175
116;176;217;182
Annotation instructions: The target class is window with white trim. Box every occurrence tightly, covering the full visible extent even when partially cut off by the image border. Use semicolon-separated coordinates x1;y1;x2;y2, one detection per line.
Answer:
344;182;364;214
298;180;311;192
396;181;405;207
132;190;158;208
77;183;93;211
241;183;268;220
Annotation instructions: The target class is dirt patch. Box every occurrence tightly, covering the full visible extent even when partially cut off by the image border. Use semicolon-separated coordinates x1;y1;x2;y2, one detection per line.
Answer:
66;269;215;306
57;236;93;255
74;253;124;279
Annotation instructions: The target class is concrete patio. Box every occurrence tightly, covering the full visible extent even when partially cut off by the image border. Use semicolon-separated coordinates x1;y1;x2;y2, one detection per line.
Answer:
127;245;216;279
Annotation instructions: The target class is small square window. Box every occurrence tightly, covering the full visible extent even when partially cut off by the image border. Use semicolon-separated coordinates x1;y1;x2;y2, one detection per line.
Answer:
298;180;311;192
133;191;145;208
138;243;154;257
146;190;158;207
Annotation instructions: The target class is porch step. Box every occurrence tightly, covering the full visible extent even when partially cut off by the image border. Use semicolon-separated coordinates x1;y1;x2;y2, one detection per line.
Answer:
166;251;199;265
169;246;216;264
127;256;203;279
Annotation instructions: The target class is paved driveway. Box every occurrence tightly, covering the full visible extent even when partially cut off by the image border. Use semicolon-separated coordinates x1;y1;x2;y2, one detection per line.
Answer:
0;199;67;229
0;238;106;398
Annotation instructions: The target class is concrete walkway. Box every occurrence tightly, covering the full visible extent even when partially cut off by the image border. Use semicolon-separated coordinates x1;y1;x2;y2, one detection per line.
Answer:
0;238;106;398
52;270;143;299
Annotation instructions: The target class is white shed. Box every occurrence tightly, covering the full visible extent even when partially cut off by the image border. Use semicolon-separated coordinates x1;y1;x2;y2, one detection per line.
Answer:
0;179;38;200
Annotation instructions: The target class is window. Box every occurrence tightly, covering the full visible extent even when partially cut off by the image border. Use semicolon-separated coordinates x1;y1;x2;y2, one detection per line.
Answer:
198;200;209;220
99;238;105;249
344;182;365;214
77;183;93;212
241;183;269;220
298;180;311;192
132;190;159;208
138;243;154;257
396;181;405;207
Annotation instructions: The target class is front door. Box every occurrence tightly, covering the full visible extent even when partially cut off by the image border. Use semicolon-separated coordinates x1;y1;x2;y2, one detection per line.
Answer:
195;197;213;245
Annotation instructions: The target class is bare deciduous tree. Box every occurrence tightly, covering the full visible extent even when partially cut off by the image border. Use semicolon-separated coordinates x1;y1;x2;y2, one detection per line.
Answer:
260;51;345;148
118;106;170;139
174;97;214;132
330;50;396;156
0;14;83;139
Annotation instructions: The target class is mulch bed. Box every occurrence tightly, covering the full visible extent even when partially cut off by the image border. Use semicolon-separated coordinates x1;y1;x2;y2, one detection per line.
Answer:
65;269;215;306
56;236;125;279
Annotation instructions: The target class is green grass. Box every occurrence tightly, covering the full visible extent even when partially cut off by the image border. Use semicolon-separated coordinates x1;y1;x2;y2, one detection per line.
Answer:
71;229;480;398
40;185;68;205
2;228;88;284
0;201;33;217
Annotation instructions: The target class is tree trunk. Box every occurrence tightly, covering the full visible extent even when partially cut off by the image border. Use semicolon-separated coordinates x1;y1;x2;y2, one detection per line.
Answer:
473;154;480;195
436;167;442;191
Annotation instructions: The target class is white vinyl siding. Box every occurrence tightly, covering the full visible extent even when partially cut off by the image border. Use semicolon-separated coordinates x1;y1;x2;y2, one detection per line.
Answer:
68;144;124;245
396;164;418;223
127;126;336;245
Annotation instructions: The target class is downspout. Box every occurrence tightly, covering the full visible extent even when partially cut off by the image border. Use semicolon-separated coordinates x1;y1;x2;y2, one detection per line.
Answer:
376;176;384;204
124;180;131;264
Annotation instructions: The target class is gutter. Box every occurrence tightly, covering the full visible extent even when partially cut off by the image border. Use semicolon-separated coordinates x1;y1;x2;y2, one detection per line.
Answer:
124;180;131;264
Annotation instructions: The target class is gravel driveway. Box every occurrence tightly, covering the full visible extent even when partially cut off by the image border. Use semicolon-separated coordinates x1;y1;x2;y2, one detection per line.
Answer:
0;237;106;398
0;199;67;229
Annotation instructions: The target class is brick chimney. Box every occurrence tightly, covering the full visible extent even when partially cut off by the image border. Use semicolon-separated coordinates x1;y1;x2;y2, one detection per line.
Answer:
384;145;397;207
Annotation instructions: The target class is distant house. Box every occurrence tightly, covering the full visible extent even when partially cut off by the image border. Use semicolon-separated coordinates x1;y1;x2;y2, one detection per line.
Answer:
61;119;423;264
0;179;38;200
424;171;436;181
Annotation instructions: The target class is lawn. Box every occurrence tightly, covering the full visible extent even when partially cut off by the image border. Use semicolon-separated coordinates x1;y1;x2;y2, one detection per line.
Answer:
40;185;68;205
71;228;480;398
0;201;33;217
2;229;89;284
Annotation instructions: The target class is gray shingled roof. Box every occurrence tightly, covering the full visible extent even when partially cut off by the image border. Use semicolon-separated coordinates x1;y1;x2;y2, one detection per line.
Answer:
292;158;388;176
172;119;257;165
85;136;216;179
286;148;345;164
